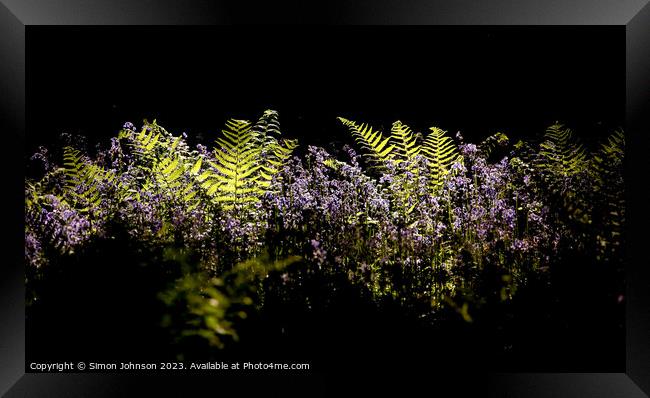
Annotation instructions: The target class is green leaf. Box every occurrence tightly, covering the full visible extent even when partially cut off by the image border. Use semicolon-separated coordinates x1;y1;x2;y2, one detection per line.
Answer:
190;157;203;175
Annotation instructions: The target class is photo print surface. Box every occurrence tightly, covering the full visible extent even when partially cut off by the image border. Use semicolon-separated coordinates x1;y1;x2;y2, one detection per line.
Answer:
25;26;625;372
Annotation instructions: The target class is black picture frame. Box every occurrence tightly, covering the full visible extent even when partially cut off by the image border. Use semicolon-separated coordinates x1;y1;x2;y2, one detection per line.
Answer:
1;1;649;396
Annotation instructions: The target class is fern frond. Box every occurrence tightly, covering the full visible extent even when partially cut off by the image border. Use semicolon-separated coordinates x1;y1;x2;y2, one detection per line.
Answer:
62;146;110;211
323;158;341;170
152;155;185;189
421;127;460;188
200;117;269;210
251;111;297;183
532;124;592;228
260;138;298;186
590;129;625;261
390;120;420;163
537;123;588;177
477;132;510;158
252;109;282;139
120;121;203;210
593;128;624;168
338;117;394;167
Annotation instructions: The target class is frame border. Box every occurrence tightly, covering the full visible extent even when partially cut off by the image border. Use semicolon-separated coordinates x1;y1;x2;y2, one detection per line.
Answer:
1;1;648;396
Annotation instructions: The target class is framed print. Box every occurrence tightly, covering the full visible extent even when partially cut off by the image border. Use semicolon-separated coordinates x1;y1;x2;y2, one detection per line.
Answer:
1;1;649;396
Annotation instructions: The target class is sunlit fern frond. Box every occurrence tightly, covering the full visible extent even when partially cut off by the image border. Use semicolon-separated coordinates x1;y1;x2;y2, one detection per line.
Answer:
390;120;420;164
197;118;272;210
260;137;298;188
251;110;280;160
421;127;460;189
338;117;394;167
250;110;297;188
323;158;341;170
127;122;162;164
150;153;200;210
62;146;107;211
274;138;299;160
537;123;588;177
152;155;185;190
252;109;282;139
119;120;200;208
121;119;188;162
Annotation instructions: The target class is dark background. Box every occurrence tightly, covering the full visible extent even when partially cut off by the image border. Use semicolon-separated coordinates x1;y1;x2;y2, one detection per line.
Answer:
27;26;624;155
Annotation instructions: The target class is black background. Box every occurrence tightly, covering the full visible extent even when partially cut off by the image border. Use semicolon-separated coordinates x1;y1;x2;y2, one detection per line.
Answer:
27;26;624;155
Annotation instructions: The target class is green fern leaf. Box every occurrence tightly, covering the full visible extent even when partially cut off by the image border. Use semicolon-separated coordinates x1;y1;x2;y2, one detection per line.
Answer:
390;121;420;163
201;112;297;209
421;127;460;189
190;157;203;175
477;132;510;158
537;123;588;177
338;117;395;166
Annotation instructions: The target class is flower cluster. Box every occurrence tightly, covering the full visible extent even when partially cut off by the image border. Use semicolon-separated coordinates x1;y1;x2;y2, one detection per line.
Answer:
25;194;93;258
259;143;563;309
24;120;624;323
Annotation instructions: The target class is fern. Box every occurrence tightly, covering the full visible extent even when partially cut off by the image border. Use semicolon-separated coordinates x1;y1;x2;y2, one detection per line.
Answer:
119;121;163;167
592;129;624;169
253;110;298;187
537;124;588;177
201;119;258;207
338;117;394;167
153;155;200;209
421;127;460;188
390;120;421;164
340;117;464;206
199;113;296;210
590;129;625;261
252;109;282;142
534;124;590;225
323;158;341;170
121;120;191;170
259;137;298;188
477;132;510;158
512;139;536;159
159;252;300;350
62;146;115;212
120;120;203;210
